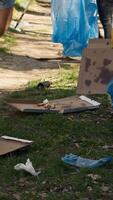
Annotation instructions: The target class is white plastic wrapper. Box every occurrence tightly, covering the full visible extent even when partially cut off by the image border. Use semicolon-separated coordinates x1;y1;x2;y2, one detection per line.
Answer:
43;99;49;104
14;158;41;176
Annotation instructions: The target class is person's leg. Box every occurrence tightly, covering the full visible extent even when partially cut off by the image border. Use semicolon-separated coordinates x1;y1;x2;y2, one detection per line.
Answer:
0;7;13;36
97;0;113;38
0;0;15;36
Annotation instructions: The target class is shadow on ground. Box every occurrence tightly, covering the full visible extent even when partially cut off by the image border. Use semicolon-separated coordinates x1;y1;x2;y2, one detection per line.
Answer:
0;51;80;72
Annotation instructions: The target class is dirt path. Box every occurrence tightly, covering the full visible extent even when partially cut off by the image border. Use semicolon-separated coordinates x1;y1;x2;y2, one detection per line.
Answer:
0;1;73;92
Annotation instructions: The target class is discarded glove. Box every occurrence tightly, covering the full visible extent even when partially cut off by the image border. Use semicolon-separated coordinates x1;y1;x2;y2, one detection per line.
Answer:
14;158;41;176
61;154;112;168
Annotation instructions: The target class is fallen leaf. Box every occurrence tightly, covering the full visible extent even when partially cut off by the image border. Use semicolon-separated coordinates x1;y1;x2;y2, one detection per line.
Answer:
39;192;47;198
19;182;25;187
93;181;98;184
87;186;93;192
42;180;47;185
25;191;29;194
88;174;101;181
102;145;113;150
13;193;20;200
32;191;36;196
68;116;74;121
75;143;80;148
101;184;109;192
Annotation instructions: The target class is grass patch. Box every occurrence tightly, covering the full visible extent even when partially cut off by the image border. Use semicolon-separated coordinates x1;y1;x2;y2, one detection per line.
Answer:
0;32;17;54
4;33;17;48
0;64;113;199
0;47;9;54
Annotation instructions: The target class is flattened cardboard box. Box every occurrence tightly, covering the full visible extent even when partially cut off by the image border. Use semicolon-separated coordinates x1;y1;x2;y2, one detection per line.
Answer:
77;48;113;94
7;96;100;114
0;136;33;156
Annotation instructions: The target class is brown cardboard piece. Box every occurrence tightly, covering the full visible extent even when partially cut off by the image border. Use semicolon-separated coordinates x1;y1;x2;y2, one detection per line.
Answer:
77;39;113;94
0;136;33;156
7;96;100;114
88;39;111;48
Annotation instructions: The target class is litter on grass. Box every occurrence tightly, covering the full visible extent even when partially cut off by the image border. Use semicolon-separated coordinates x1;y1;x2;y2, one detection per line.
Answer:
79;95;101;107
7;95;100;114
61;154;112;168
0;136;33;156
14;158;41;176
43;99;49;104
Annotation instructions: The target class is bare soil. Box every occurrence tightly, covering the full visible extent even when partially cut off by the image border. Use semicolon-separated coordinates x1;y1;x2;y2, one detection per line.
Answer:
0;1;66;92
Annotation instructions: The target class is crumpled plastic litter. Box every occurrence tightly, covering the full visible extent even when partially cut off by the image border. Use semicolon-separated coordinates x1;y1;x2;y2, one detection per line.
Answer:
61;154;112;168
107;78;113;107
14;158;41;176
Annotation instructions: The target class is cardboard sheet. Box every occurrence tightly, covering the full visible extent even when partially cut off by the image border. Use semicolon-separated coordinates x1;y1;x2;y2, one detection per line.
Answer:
77;47;113;94
0;136;33;156
88;39;111;48
7;96;100;114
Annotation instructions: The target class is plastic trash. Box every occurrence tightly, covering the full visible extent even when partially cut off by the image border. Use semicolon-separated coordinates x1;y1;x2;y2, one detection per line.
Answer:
43;99;49;104
107;78;113;107
14;158;41;176
61;154;112;168
51;0;98;56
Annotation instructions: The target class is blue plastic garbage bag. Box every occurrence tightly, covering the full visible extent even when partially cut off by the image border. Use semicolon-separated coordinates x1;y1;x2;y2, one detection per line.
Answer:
107;78;113;107
51;0;98;56
61;154;112;168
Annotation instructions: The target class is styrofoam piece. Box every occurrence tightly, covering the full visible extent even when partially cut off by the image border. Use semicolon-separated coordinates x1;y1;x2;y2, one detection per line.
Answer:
79;95;101;107
1;136;33;144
